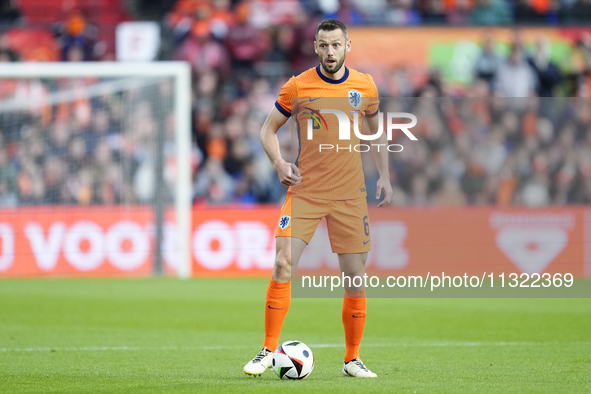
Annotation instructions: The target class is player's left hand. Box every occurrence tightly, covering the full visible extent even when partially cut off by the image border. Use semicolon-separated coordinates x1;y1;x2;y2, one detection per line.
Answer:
376;177;393;208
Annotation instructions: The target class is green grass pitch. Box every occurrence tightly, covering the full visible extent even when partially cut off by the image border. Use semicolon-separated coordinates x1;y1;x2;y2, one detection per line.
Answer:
0;278;590;393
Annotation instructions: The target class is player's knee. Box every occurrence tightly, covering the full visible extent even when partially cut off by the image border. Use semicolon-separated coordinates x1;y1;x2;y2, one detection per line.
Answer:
273;254;291;282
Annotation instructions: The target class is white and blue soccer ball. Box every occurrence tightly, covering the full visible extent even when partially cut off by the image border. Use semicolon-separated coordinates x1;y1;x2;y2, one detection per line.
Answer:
272;340;314;380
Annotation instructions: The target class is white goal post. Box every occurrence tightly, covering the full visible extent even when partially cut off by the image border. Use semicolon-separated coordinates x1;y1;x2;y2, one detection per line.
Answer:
0;62;193;279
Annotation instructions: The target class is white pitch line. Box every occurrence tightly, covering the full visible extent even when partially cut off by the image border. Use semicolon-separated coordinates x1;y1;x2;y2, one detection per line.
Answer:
312;341;591;348
1;341;590;353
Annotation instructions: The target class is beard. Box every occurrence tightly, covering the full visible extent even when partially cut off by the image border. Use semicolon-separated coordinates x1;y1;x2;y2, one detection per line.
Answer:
320;54;345;75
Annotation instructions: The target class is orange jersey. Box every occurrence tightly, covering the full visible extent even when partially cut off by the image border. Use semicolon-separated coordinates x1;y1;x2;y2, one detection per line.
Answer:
275;66;379;200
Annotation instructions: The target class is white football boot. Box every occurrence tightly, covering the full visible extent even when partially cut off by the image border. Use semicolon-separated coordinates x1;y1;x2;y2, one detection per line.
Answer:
243;347;273;376
342;358;378;378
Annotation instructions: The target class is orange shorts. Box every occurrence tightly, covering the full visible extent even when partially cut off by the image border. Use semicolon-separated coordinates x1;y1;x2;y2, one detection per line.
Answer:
276;189;371;254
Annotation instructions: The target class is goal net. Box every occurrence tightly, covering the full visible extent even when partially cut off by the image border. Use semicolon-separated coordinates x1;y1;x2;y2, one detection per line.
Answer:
0;62;192;278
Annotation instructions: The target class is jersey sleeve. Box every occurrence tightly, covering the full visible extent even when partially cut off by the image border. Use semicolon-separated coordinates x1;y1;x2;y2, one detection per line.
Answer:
365;74;380;119
275;77;297;118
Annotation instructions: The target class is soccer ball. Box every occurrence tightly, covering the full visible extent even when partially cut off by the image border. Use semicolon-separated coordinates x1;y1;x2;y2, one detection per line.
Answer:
272;340;314;380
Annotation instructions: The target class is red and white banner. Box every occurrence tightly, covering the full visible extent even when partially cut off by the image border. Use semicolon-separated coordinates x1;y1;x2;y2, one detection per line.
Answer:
0;207;154;277
0;206;590;278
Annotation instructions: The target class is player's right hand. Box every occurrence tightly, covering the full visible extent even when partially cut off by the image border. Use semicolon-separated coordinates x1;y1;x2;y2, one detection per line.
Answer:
275;161;302;186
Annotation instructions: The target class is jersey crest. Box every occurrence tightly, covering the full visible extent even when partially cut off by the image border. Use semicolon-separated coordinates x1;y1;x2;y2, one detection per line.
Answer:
348;90;362;109
279;215;291;229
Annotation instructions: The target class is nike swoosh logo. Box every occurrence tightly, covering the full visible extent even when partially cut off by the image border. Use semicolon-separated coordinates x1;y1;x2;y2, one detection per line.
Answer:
309;97;321;102
267;305;283;310
353;315;366;318
363;240;370;245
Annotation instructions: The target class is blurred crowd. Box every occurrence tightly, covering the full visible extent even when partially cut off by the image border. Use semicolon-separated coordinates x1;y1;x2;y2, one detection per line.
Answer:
1;0;591;208
0;79;177;206
367;95;591;207
165;0;591;29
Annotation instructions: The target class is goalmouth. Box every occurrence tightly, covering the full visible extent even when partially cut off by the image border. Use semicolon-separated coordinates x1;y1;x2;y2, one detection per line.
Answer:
0;62;192;279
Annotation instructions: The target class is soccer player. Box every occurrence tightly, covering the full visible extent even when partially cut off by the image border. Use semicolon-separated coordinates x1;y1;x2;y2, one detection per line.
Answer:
243;19;392;378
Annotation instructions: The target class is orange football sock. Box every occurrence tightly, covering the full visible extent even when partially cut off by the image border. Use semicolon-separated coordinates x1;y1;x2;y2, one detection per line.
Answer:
342;290;367;362
263;278;291;351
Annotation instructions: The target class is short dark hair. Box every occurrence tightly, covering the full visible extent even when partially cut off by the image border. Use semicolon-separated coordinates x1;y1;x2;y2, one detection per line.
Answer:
315;19;348;41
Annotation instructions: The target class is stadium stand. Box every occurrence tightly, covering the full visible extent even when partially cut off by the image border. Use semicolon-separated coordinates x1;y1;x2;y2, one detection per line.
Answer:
1;0;591;208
